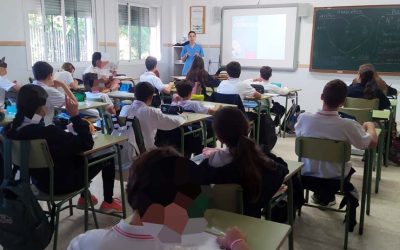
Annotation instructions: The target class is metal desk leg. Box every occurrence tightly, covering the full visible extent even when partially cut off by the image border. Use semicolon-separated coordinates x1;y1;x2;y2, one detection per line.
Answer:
385;112;393;167
375;131;384;193
359;149;370;235
84;157;89;231
180;126;185;155
287;178;294;250
115;145;127;218
282;95;289;138
256;101;261;144
367;148;375;215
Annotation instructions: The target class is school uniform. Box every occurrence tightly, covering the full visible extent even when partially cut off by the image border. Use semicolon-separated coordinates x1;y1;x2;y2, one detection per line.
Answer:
171;99;208;114
119;100;185;150
54;70;74;86
33;80;65;125
0;75;15;109
244;79;290;95
83;65;110;78
347;83;390;110
139;71;166;93
181;43;204;76
216;78;257;101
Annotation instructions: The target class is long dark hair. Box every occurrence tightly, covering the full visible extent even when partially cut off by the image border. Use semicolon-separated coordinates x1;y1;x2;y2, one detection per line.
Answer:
7;84;48;134
359;68;377;99
213;107;276;202
186;56;208;89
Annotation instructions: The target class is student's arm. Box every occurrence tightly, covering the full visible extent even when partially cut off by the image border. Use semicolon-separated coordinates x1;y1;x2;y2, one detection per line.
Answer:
180;46;189;62
160;81;174;95
217;227;249;250
153;109;186;130
252;91;262;99
11;84;21;92
363;122;378;148
207;73;221;88
53;80;77;102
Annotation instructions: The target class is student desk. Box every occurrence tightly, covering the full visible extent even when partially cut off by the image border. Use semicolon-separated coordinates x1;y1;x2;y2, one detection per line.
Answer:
199;101;237;109
205;209;291;250
280;88;302;138
114;75;138;83
244;94;272;144
170;75;186;80
77;101;110;133
169;112;211;155
81;133;128;231
372;109;391;167
107;91;136;101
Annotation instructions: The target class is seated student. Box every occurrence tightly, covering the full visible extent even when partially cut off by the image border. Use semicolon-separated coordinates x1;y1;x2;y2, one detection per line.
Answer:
54;62;79;90
172;80;219;115
186;56;220;97
82;73;116;115
189;107;288;217
352;63;397;96
119;81;185;151
246;66;289;95
84;52;120;91
68;147;250;250
347;67;390;110
0;57;21;109
32;61;77;125
140;56;174;95
216;61;261;101
5;84;122;213
295;79;378;230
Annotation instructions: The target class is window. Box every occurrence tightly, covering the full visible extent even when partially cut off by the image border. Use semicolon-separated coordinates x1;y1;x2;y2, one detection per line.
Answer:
118;3;160;61
27;0;94;64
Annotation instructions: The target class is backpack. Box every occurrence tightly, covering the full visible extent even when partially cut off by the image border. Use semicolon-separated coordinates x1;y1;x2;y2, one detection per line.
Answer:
281;100;303;133
0;140;54;250
258;113;278;152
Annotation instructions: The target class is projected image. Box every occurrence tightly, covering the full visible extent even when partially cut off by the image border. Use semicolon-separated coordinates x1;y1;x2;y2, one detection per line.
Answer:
232;14;287;60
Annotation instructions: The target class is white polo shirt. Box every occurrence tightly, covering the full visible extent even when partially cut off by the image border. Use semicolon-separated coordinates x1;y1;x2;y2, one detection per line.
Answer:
54;71;74;86
32;80;65;125
216;78;257;101
0;75;15;109
295;110;371;179
139;71;165;93
83;65;110;78
171;100;208;114
243;79;290;95
119;100;185;150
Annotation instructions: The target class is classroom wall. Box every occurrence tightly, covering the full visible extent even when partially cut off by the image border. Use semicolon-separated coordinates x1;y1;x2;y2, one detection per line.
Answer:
176;0;400;117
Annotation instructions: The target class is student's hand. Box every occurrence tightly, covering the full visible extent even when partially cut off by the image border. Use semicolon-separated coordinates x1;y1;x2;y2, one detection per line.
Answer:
217;227;248;250
362;121;375;131
172;94;181;102
65;95;79;117
12;80;18;84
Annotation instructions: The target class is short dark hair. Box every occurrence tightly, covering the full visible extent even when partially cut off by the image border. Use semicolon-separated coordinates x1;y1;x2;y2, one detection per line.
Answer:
145;56;157;71
62;62;75;73
260;66;272;81
0;57;7;68
32;61;53;81
175;80;193;98
127;147;201;217
92;52;102;67
135;82;155;102
226;61;241;78
322;79;348;108
188;31;196;36
83;73;98;91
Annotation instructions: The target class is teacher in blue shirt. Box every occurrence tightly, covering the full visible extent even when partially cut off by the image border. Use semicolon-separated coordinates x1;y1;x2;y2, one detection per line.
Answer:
180;31;204;76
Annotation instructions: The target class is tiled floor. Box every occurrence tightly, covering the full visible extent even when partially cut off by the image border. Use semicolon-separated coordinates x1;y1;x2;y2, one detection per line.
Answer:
7;136;400;250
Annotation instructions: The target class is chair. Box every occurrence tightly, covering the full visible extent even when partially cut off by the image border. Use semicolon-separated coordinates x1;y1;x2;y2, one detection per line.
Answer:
295;137;351;249
251;84;265;94
344;97;379;110
201;184;243;214
339;107;372;124
131;117;146;154
5;138;97;250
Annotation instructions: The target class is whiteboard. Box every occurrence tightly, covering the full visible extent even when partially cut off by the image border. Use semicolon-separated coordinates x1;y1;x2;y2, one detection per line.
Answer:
221;4;300;70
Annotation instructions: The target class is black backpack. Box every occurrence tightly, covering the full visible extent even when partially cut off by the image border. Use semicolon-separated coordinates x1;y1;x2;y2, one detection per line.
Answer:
258;113;278;152
281;100;302;133
0;139;54;250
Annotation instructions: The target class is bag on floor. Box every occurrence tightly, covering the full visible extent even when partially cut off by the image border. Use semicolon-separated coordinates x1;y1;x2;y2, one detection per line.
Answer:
0;180;54;250
258;113;277;152
281;100;303;133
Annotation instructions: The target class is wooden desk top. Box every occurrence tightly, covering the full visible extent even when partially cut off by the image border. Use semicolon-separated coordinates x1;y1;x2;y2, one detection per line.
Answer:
82;133;128;156
171;76;186;80
179;112;212;126
107;91;136;100
200;101;237;109
245;94;273;101
372;109;390;120
77;101;109;111
285;160;303;182
205;209;290;250
114;76;138;81
287;88;302;93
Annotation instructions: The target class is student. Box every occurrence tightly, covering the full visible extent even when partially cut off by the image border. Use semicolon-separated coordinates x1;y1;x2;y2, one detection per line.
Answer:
347;67;390;110
5;84;122;213
181;31;204;76
190;107;288;217
172;80;219;115
139;56;174;95
295;79;378;230
216;61;261;101
119;82;186;151
247;66;289;95
32;61;77;125
82;73;116;115
84;52;120;91
68;147;250;250
186;56;220;96
352;64;397;96
0;57;21;109
54;62;79;90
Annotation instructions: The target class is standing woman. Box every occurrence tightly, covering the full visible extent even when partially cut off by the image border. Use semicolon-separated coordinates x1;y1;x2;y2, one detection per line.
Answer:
180;31;204;76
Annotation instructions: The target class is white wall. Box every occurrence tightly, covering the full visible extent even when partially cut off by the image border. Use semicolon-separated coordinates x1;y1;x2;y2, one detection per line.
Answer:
177;0;400;117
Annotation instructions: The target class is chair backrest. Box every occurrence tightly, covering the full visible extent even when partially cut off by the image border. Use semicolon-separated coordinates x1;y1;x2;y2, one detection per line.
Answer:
344;97;379;110
295;137;351;191
251;84;265;94
11;139;54;170
338;107;372;124
103;113;114;135
131;117;146;154
210;92;245;112
201;184;243;214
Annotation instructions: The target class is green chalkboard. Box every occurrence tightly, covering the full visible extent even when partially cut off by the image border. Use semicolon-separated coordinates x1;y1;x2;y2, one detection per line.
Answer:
310;5;400;75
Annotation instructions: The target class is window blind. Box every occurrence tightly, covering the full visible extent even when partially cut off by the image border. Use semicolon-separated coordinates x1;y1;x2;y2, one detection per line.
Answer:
118;4;129;26
43;0;61;15
65;0;92;18
130;6;149;27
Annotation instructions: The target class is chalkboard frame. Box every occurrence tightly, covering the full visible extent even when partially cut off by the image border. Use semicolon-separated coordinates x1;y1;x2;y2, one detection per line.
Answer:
309;5;400;76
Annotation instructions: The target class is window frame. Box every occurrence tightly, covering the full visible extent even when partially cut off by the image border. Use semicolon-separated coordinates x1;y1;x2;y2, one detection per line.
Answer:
117;1;161;65
24;0;97;68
